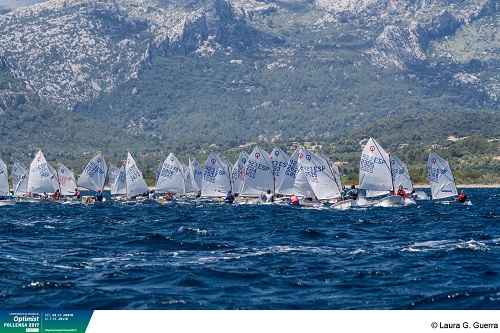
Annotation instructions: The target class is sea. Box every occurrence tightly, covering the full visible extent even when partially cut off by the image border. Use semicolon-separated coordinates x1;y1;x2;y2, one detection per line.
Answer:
1;188;499;312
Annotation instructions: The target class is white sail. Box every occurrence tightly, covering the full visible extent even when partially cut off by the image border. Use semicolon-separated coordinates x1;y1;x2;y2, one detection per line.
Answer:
191;159;203;190
299;149;341;200
232;150;248;194
389;154;413;193
109;164;126;195
155;161;162;184
318;152;342;192
12;162;28;196
125;152;149;197
77;152;107;192
185;159;200;194
240;146;274;197
428;151;458;200
0;159;10;196
201;153;232;197
359;138;393;197
278;147;315;197
156;152;185;194
269;146;288;193
57;163;77;196
27;151;59;194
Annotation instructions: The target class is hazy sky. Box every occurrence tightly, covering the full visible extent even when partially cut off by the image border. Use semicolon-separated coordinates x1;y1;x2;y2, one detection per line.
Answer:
0;0;46;12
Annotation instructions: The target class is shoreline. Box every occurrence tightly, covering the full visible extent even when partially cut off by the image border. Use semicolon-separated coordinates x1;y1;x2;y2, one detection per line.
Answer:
98;184;500;191
412;184;500;189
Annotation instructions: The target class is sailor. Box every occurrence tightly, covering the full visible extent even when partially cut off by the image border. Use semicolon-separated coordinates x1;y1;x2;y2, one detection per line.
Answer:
411;189;418;200
288;194;299;205
94;190;104;202
224;190;234;204
74;188;81;199
346;185;358;200
265;189;274;203
455;190;467;203
340;185;348;200
53;189;60;201
396;185;406;199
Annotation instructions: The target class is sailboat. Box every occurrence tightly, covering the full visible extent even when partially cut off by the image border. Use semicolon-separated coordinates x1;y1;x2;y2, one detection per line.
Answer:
358;138;402;207
201;152;232;199
237;146;274;204
108;163;126;199
124;151;149;201
155;152;186;199
231;150;248;196
26;150;60;202
389;153;416;205
77;152;107;203
11;161;29;200
57;163;77;196
0;159;16;206
56;163;78;203
269;146;288;195
427;151;463;204
278;147;340;205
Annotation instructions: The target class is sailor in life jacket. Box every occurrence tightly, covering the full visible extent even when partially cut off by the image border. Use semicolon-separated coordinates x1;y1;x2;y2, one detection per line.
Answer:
264;189;274;202
346;185;358;200
288;194;299;205
53;189;60;201
224;190;235;204
455;190;467;203
94;190;104;202
396;185;407;199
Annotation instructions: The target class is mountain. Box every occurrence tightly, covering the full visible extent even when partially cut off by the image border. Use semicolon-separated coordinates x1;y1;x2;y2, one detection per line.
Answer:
0;0;498;162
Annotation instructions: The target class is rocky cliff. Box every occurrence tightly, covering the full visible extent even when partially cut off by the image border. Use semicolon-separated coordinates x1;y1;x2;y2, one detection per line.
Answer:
0;0;242;109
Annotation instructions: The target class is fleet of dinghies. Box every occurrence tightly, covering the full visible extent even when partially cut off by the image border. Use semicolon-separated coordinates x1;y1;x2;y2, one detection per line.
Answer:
0;140;470;207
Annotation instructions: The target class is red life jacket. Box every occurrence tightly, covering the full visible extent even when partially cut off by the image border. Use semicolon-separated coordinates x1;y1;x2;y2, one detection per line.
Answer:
290;196;299;205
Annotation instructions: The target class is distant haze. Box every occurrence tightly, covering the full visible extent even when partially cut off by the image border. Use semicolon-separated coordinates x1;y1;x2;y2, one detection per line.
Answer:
0;0;46;12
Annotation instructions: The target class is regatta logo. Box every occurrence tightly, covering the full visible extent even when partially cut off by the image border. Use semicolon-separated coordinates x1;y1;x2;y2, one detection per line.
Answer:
275;151;280;157
242;158;247;164
211;158;216;164
306;155;312;161
298;153;303;159
255;152;260;159
170;156;175;162
238;165;246;180
58;175;72;186
369;146;375;153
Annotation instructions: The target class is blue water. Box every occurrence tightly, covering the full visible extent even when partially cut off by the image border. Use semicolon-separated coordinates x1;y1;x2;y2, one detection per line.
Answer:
1;188;499;310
